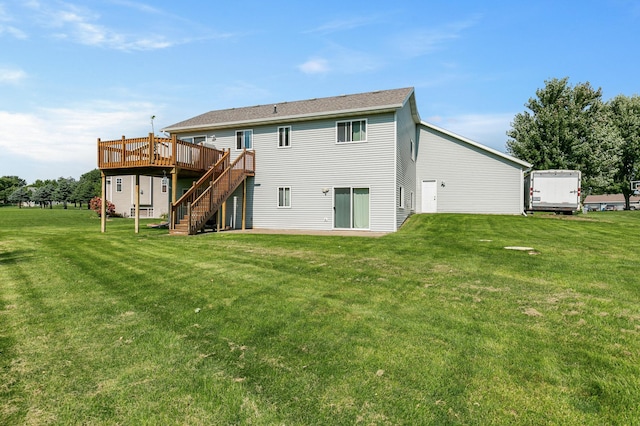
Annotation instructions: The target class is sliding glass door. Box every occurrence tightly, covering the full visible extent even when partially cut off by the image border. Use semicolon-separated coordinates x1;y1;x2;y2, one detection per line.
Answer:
334;187;369;229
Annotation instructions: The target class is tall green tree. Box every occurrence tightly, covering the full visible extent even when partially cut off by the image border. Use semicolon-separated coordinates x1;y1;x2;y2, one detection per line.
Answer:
8;186;31;208
72;169;101;208
32;184;55;209
0;176;26;204
507;77;620;194
53;177;77;209
608;94;640;209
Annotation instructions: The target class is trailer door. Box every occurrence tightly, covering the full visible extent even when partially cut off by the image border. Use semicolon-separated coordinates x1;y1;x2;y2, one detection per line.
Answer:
534;172;579;207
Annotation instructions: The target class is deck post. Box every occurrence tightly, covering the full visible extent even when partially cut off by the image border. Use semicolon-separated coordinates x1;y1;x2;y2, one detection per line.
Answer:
100;171;107;233
97;138;101;168
148;132;154;164
171;134;177;165
134;174;140;234
121;136;126;164
242;178;247;230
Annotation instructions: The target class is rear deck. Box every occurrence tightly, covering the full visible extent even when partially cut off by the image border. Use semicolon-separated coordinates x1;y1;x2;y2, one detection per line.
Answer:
97;133;255;235
98;133;223;177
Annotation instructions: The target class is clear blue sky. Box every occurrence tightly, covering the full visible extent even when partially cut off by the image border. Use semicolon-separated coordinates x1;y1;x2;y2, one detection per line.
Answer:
1;0;639;183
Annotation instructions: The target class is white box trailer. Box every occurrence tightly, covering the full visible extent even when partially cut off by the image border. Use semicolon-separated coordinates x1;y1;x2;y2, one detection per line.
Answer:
525;170;581;214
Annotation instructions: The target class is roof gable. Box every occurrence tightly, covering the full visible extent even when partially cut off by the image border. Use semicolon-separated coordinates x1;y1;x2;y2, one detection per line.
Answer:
163;87;416;132
419;121;532;169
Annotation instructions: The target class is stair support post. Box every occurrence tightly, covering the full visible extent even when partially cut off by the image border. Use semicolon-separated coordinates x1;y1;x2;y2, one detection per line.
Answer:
242;177;247;230
187;202;192;235
221;201;226;231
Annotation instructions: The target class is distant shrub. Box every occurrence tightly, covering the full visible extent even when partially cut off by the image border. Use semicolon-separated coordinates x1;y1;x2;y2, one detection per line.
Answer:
89;196;115;217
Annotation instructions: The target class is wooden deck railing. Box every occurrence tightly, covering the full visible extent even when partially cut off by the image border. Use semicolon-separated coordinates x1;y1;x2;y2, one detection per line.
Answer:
171;149;256;234
98;133;224;172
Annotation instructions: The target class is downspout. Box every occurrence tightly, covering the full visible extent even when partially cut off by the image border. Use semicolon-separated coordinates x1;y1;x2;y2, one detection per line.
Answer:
521;166;532;216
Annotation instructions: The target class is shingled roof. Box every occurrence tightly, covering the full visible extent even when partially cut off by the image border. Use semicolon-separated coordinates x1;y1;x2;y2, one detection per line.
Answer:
163;87;417;132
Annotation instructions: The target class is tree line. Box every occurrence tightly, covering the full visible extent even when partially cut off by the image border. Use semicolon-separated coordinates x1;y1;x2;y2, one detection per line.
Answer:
507;77;640;209
0;169;102;209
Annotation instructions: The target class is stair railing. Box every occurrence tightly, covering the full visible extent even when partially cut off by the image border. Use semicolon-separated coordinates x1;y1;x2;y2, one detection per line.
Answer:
185;149;255;234
171;150;230;230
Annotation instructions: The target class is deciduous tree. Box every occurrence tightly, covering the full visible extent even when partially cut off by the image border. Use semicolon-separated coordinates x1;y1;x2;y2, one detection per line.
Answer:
72;169;101;208
608;94;640;209
0;176;26;204
507;77;620;194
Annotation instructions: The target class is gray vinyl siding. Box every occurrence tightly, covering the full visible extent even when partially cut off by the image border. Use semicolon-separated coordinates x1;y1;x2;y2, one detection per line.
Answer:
106;175;169;218
184;113;398;231
395;102;417;229
416;126;524;214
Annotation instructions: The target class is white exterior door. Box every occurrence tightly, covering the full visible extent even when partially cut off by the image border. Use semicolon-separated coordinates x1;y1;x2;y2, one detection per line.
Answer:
421;180;437;213
140;176;153;206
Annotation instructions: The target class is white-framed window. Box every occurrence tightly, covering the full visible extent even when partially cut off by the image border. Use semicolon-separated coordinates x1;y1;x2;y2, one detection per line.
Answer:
410;138;415;161
336;119;367;143
410;191;415;210
180;136;206;144
161;179;168;193
399;186;405;208
116;177;123;193
236;129;253;150
278;126;291;148
278;187;291;208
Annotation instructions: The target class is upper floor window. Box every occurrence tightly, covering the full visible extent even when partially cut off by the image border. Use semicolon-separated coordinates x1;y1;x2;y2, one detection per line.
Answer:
236;130;253;150
337;119;367;143
278;126;291;148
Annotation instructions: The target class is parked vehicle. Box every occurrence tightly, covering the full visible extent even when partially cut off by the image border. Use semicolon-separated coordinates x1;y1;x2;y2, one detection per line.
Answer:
524;170;581;214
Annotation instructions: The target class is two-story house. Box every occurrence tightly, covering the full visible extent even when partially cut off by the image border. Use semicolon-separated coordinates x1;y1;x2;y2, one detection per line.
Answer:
97;87;531;234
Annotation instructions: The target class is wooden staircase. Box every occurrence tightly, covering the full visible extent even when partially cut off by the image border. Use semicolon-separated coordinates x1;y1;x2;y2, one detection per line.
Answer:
170;149;255;235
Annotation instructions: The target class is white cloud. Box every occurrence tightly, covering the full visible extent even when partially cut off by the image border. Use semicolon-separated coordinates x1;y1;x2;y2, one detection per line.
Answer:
0;25;27;38
0;100;159;181
298;44;382;76
108;0;163;15
0;67;27;84
0;3;28;39
299;58;330;74
22;1;174;51
392;16;481;58
305;15;381;35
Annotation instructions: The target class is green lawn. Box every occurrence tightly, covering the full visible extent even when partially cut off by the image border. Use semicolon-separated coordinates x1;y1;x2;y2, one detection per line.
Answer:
1;207;639;425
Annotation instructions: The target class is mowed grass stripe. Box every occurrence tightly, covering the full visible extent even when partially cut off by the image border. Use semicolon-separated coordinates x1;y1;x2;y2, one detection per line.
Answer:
1;207;639;424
